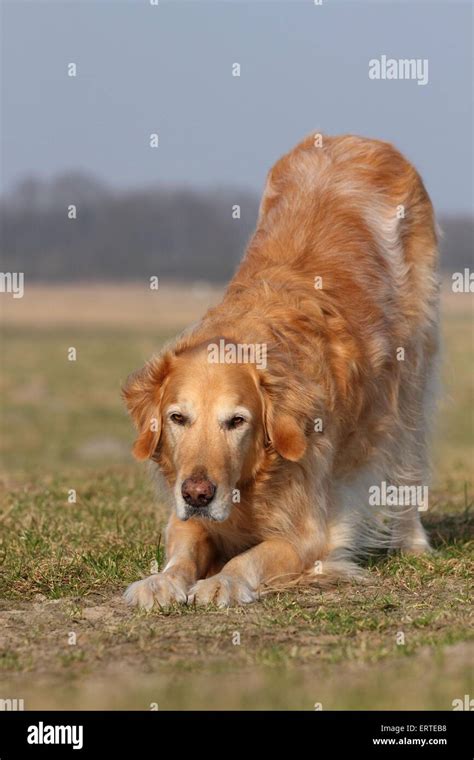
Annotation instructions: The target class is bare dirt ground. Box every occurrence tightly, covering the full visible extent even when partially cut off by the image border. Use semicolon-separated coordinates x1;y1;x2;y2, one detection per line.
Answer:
1;586;473;711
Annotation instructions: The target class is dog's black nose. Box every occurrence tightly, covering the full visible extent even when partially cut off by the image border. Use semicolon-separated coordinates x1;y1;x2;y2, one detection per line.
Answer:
181;476;216;508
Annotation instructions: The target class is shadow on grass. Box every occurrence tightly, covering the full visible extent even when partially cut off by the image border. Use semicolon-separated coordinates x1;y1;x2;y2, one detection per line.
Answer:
364;501;473;570
424;507;473;548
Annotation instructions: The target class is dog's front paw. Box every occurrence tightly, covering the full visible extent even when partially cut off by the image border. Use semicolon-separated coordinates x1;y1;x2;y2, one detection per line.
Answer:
188;573;257;608
124;573;188;610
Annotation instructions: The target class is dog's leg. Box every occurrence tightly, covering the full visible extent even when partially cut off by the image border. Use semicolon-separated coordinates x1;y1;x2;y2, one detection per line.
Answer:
188;538;308;607
388;480;431;555
124;514;215;609
387;414;434;556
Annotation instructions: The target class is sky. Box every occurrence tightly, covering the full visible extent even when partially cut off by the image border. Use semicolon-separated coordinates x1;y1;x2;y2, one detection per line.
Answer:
1;0;473;214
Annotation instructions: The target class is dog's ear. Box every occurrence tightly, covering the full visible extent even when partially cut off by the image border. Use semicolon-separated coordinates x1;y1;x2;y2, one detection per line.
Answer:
267;413;307;462
122;353;172;460
256;370;308;462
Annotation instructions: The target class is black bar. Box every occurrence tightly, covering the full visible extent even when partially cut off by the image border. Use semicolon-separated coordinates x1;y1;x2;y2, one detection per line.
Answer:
0;711;472;757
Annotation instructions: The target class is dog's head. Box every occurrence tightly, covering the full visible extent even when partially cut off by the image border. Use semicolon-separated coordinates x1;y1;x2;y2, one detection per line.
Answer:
122;340;308;522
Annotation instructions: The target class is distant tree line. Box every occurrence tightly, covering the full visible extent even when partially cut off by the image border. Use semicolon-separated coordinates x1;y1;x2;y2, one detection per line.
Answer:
0;172;472;281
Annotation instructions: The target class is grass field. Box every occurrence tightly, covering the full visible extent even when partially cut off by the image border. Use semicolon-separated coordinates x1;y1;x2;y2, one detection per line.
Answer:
0;284;472;710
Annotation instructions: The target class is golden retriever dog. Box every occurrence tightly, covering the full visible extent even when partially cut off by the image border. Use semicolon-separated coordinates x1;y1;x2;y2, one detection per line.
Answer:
123;133;439;608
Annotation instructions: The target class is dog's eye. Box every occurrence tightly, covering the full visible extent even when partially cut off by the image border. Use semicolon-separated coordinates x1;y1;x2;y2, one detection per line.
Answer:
170;412;186;425
228;415;246;430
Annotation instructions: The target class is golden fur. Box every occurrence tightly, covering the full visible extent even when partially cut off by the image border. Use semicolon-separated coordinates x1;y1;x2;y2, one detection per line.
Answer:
122;133;439;608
